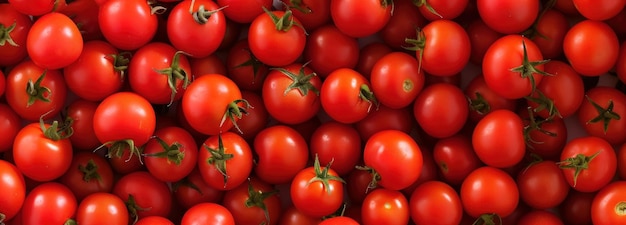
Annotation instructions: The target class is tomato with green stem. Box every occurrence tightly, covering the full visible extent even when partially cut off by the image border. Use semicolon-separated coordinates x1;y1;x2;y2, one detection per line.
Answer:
281;0;331;31
198;132;253;190
59;152;114;201
379;0;426;49
64;99;101;152
559;136;616;192
320;68;378;124
576;86;626;145
309;121;362;176
330;0;392;38
113;171;172;222
416;0;468;20
143;126;198;182
370;51;424;109
0;3;31;67
527;60;584;119
75;192;129;225
527;9;570;59
291;155;345;218
465;74;518;123
253;125;309;185
167;0;226;58
173;168;224;209
248;7;307;67
222;178;282;225
225;39;269;92
229;91;269;141
591;181;626;224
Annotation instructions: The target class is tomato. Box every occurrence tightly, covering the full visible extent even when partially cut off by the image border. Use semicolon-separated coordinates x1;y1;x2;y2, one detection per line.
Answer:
577;86;626;145
26;12;83;69
57;0;102;41
517;210;564;225
346;168;375;205
361;188;410;225
517;160;570;209
222;178;282;225
291;156;344;218
59;152;114;201
182;74;248;135
173;168;224;209
303;24;360;78
409;181;463;225
559;190;595;225
167;0;226;58
320;68;377;124
573;0;626;20
5;60;67;121
7;0;54;16
248;8;306;67
408;19;470;77
559;136;616;192
460;166;519;219
363;130;423;190
75;192;129;225
524;116;568;161
181;202;235;225
253;125;309;184
108;146;145;175
262;63;321;124
465;74;518;123
319;216;359;225
354;105;414;141
355;42;393;78
0;104;20;153
433;134;483;186
21;182;76;225
472;109;525;168
529;9;570;59
417;0;468;20
198;132;253;190
591;181;626;224
527;60;584;119
136;216;174;225
370;52;424;109
143;126;198;182
0;159;25;222
477;0;539;34
98;0;158;50
93;92;156;162
563;20;619;76
330;0;391;38
215;0;273;24
309;121;361;176
65;99;101;151
414;83;468;138
482;35;546;99
63;40;125;102
0;3;31;66
191;54;228;79
113;171;172;221
225;39;269;92
229;91;269;141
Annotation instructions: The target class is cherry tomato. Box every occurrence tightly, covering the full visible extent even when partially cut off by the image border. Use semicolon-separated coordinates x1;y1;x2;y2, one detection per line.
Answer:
0;3;32;66
262;63;321;124
181;202;235;225
577;86;626;145
409;181;463;225
517;160;570;209
460;166;519;219
221;178;281;225
477;0;539;34
414;83;468;138
59;152;114;201
433;134;483;186
291;156;345;218
361;188;410;225
143;126;198;182
21;182;77;225
75;192;129;225
167;0;226;58
303;24;360;78
409;19;471;77
370;52;424;109
98;0;158;50
253;125;309;184
320;68;377;124
330;0;391;38
563;20;619;76
113;171;173;221
0;159;25;222
559;136;617;192
198;132;253;190
26;12;83;69
591;181;626;224
309;121;361;176
248;8;306;67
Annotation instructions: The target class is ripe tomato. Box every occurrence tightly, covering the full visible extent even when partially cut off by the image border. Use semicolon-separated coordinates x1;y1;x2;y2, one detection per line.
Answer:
278;206;321;225
577;86;626;145
319;216;359;225
527;60;584;119
0;104;20;153
408;19;470;77
215;0;273;24
477;0;539;34
320;68;377;124
460;166;519;219
57;0;102;41
254;125;309;184
248;8;306;67
524;116;568;161
465;73;518;123
559;136;616;192
370;52;424;109
559;190;595;225
309;121;361;176
7;0;54;16
198;132;253;190
225;39;269;92
573;0;626;20
113;171;172;221
21;182;77;225
191;54;228;79
472;109;526;168
181;202;235;225
229;91;269;141
98;0;158;50
591;181;626;224
222;178;282;225
303;24;360;78
529;9;570;59
65;99;101;151
291;156;345;218
414;83;468;138
143;126;198;182
563;20;619;76
433;134;483;186
466;18;502;65
5;60;67;121
75;192;129;225
63;40;125;102
0;3;31;66
167;0;226;58
417;0;468;20
330;0;391;38
26;12;83;69
59;152;114;201
378;0;425;49
0;159;25;222
182;74;248;135
363;130;423;190
517;160;570;209
409;181;463;225
355;42;393;78
262;63;321;124
361;188;410;225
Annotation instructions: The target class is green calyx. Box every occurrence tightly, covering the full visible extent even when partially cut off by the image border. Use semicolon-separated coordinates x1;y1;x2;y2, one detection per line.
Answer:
234;47;265;83
0;21;18;47
154;51;191;107
288;0;312;13
26;71;52;107
468;92;491;115
221;99;252;134
244;179;279;224
108;52;131;80
307;155;346;194
79;159;102;182
271;64;319;97
522;107;556;148
509;39;552;94
143;137;185;165
412;0;442;18
263;6;305;33
39;112;74;141
525;89;561;120
355;165;381;192
125;194;151;225
585;95;621;134
359;84;379;113
204;134;234;188
472;213;502;225
404;29;426;73
189;0;228;24
98;139;144;164
558;151;601;187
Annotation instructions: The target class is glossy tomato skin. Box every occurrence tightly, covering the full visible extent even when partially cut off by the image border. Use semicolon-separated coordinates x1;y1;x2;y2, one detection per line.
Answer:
7;0;55;16
321;68;376;124
215;0;273;24
0;104;20;153
254;125;309;184
135;216;174;225
577;87;626;145
563;20;619;76
57;0;102;41
167;0;226;58
309;121;361;176
0;159;26;222
282;0;331;31
75;192;129;225
419;19;471;77
0;3;31;66
409;181;463;225
222;178;281;225
517;210;564;225
13;122;73;182
26;12;83;69
573;0;626;20
461;166;519;218
528;60;584;119
472;109;526;168
93;91;156;147
319;216;359;225
181;202;235;225
303;24;360;78
414;83;468;138
21;182;77;225
517;160;570;209
113;171;173;220
143;126;198;182
560;136;617;192
464;74;518;123
477;0;539;34
198;132;253;190
361;188;410;225
591;181;626;224
524;117;568;161
229;91;269;141
330;0;391;38
248;9;306;67
433;134;483;186
371;52;424;109
65;99;101;151
379;0;425;49
98;0;158;50
291;163;344;218
363;130;423;190
59;152;114;201
63;40;124;102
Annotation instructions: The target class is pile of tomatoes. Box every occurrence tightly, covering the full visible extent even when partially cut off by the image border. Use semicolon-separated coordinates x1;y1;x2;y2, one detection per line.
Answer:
2;0;626;224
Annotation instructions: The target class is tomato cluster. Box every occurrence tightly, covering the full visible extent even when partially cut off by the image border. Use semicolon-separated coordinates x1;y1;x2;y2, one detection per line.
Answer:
2;0;626;224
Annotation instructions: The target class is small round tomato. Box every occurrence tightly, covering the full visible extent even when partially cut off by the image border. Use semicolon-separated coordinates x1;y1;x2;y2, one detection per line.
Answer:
0;159;26;222
181;203;235;225
477;0;539;34
370;52;424;109
330;0;391;38
573;0;626;21
379;0;426;49
22;182;77;225
433;134;483;186
113;171;172;221
361;188;410;225
517;160;570;209
408;19;470;77
529;9;570;59
354;105;414;141
0;3;32;67
7;0;55;16
198;132;253;190
65;99;101;151
461;166;519;219
248;8;306;67
309;121;361;176
59;152;114;201
173;168;224;209
225;39;269;92
229;91;269;141
143;126;198;182
409;181;463;225
527;60;584;119
563;20;619;76
281;0;331;31
215;0;273;24
465;74;518;123
26;12;83;69
75;192;129;225
413;83;468;138
221;178;281;225
320;68;377;124
559;136;617;192
472;109;526;168
303;24;360;78
576;86;626;145
167;0;226;58
0;104;20;153
517;210;564;225
98;0;158;50
291;156;345;218
591;181;626;224
254;125;309;185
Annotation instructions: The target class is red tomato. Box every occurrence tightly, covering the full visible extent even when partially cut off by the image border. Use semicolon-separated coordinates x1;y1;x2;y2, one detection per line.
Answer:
477;0;539;34
26;12;82;69
524;116;568;161
417;0;468;20
573;0;626;20
465;73;518;123
57;0;102;41
221;178;281;225
303;24;360;78
254;125;309;184
291;156;345;218
409;181;463;225
248;8;306;67
559;136;617;192
143;126;198;182
354;105;414;141
173;168;224;209
262;63;322;124
527;60;584;119
281;0;331;31
460;166;519;219
320;68;377;124
136;216;174;225
361;188;410;225
529;9;570;59
0;104;20;153
591;181;626;224
379;0;426;49
563;20;619;76
577;86;626;145
0;160;25;222
59;152;114;201
517;160;570;209
5;60;67;121
75;192;129;225
330;0;391;38
181;202;235;225
198;132;253;190
225;39;269;92
63;40;125;102
472;109;525;168
0;3;31;66
167;0;226;58
414;83;468;138
559;190;595;225
482;35;546;99
191;54;228;79
319;216;359;225
7;0;54;16
65;99;101;151
433;134;483;186
98;0;158;50
113;171;172;220
466;18;502;65
309;121;361;176
278;206;321;225
229;91;269;141
408;19;470;77
355;42;393;78
363;130;423;190
215;0;273;24
21;182;77;225
370;52;424;109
